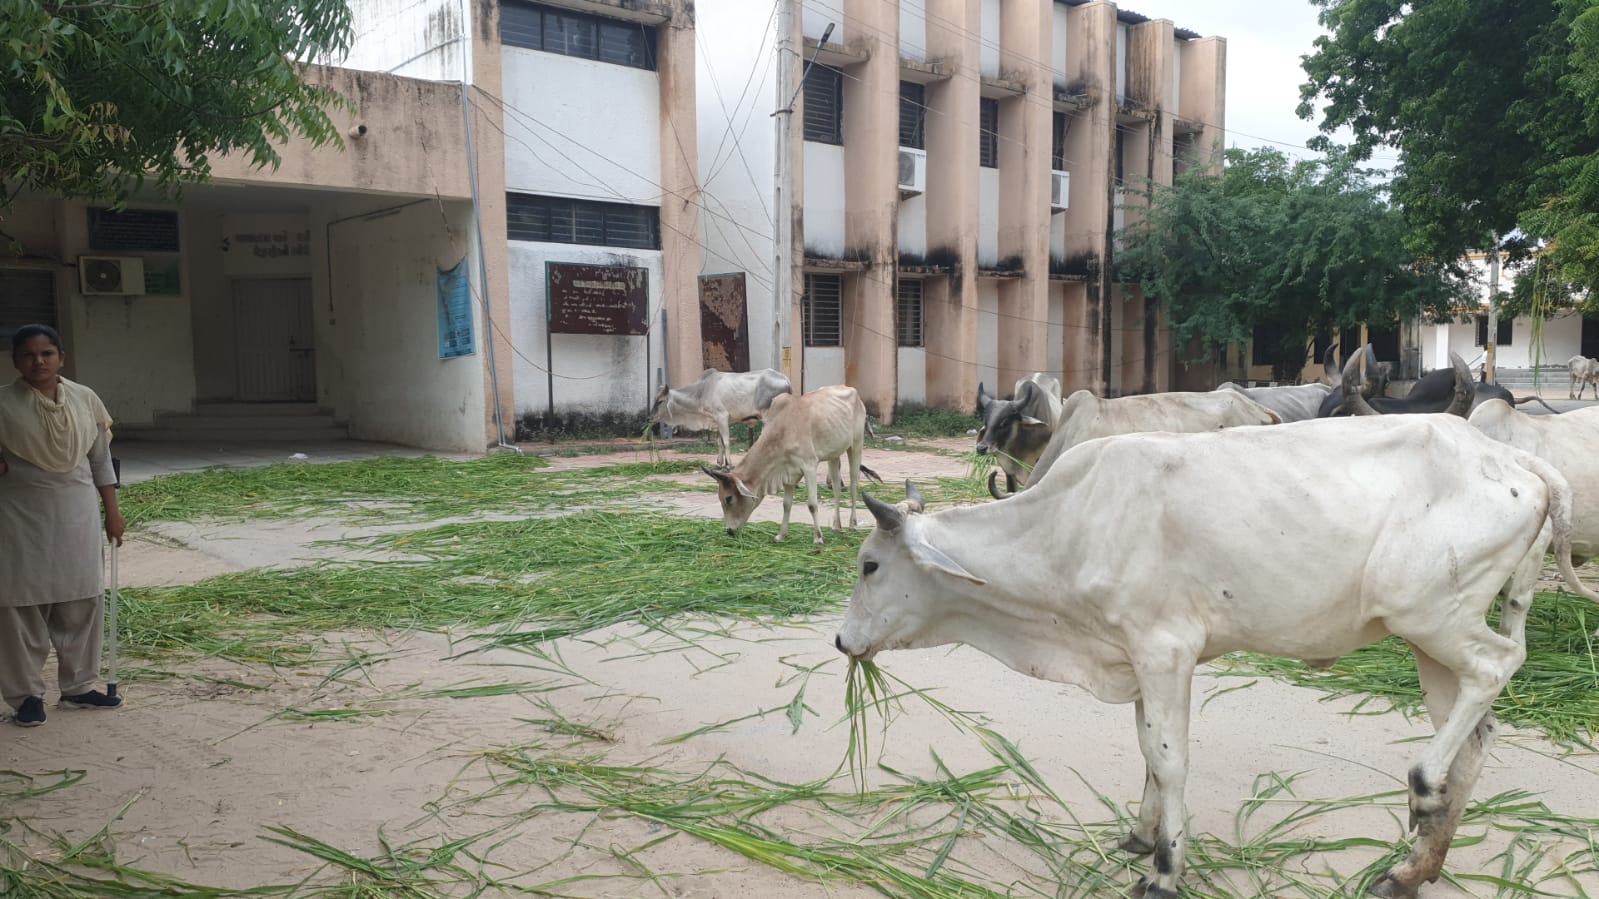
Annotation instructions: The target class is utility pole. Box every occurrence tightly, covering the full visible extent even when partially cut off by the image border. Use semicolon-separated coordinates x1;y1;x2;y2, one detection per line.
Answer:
1485;235;1500;385
772;0;797;383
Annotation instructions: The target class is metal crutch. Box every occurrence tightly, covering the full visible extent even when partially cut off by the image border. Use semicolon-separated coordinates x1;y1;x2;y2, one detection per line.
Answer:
107;457;121;700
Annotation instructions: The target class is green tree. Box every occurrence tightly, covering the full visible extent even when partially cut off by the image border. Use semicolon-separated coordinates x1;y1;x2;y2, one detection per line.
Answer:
1;0;352;212
1118;146;1470;379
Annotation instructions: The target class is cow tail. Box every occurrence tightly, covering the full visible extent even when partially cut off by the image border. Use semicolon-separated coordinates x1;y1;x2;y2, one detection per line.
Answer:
1522;452;1599;607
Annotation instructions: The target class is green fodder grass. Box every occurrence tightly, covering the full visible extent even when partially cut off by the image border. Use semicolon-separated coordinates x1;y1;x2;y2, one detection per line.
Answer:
120;455;707;526
1219;589;1599;746
118;512;865;667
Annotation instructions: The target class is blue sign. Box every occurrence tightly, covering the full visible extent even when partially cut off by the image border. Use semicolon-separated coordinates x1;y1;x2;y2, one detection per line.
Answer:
437;258;475;359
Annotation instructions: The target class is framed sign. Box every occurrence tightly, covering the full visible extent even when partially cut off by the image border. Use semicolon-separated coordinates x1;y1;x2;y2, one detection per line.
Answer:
546;263;648;336
437;258;474;358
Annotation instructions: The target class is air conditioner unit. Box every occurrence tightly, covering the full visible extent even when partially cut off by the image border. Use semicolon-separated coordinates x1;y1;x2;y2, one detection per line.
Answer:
1050;170;1070;212
78;256;145;296
897;147;927;196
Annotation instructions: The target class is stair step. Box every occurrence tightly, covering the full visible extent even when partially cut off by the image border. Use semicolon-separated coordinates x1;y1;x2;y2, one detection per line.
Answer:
118;425;349;443
192;402;326;416
155;414;345;430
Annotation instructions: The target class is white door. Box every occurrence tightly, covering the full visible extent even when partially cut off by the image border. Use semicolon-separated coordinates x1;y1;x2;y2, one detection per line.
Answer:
234;278;315;402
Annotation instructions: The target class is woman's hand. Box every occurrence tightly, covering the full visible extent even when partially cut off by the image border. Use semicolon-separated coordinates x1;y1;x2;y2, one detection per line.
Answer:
105;510;126;546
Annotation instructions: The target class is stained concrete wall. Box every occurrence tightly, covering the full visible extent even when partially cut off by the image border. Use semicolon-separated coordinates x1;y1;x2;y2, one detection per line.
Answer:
334;0;469;80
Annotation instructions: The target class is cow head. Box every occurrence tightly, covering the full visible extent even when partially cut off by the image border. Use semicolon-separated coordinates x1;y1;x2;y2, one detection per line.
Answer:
835;482;986;661
649;385;673;423
703;464;760;534
975;381;1050;457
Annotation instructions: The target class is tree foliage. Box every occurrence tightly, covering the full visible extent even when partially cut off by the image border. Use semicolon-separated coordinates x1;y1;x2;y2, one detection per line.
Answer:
1118;147;1471;379
1;0;353;209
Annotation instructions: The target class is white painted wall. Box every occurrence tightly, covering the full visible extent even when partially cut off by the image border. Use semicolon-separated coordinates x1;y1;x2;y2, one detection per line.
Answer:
695;0;781;370
1052;5;1069;87
1116;24;1128;101
803;143;848;257
978;167;1000;267
804;347;846;389
507;242;665;417
900;0;927;60
1420;313;1583;372
805;0;843;44
980;0;1001;78
977;281;999;390
897;346;927;404
898;193;927;258
502;48;663;204
333;0;468;81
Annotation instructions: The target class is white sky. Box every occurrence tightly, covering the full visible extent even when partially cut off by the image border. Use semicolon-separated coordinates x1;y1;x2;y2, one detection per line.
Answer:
1126;0;1382;164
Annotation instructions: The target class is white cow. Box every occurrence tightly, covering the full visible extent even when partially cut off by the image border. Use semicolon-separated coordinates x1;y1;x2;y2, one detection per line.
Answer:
702;384;869;544
1023;389;1280;488
652;368;792;468
1215;344;1346;423
837;415;1599;899
1472;399;1599;567
1568;355;1599;400
975;372;1065;498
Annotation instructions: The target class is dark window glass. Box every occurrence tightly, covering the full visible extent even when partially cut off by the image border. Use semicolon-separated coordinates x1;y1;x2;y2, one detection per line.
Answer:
803;273;842;347
979;98;998;168
1052;112;1067;170
1251;321;1288;367
500;2;656;71
896;278;923;347
87;208;179;252
899;82;926;149
506;194;660;250
804;65;844;144
1475;315;1513;347
0;269;57;343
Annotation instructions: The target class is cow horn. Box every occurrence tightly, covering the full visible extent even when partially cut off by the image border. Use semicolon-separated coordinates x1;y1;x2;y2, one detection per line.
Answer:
1336;347;1381;416
1446;351;1474;418
976;382;991;414
1340;345;1367;394
702;464;732;484
1323;342;1342;389
903;480;925;513
987;470;1010;500
863;492;905;533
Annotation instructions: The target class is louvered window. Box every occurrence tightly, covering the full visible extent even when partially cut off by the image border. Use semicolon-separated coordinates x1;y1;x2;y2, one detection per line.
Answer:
501;1;656;70
1475;315;1513;347
804;65;844;144
1052;112;1068;170
0;269;57;343
506;194;660;250
899;82;926;150
803;274;842;347
896;278;923;347
979;98;999;168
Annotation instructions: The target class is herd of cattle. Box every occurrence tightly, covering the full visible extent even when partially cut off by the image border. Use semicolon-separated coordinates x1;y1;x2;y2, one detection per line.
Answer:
651;352;1599;899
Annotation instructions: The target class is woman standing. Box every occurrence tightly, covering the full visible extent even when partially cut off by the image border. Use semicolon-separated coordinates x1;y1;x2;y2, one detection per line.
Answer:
0;324;125;727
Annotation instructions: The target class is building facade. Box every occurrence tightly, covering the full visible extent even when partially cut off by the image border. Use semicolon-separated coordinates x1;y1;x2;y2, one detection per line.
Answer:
696;0;1227;419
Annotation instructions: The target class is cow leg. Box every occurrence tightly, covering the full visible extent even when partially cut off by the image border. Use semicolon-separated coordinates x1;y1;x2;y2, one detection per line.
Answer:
776;483;794;542
826;458;844;531
805;466;825;545
1370;625;1520;898
1129;657;1196;899
847;439;863;529
716;415;732;469
1119;699;1160;855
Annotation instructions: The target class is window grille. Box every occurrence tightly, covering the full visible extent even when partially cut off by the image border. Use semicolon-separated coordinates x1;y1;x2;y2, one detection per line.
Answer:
506;194;660;250
501;2;656;70
896;278;924;347
803;273;842;347
899;82;926;150
804;65;844;144
979;98;999;168
1475;315;1513;347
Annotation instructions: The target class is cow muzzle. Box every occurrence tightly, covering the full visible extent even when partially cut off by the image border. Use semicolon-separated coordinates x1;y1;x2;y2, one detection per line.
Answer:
975;442;992;455
833;632;877;661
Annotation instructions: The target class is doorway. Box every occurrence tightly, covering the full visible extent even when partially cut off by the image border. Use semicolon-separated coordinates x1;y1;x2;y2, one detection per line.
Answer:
233;278;315;402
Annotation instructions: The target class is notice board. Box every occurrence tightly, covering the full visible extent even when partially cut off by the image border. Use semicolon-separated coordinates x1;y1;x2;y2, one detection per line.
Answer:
546;263;649;336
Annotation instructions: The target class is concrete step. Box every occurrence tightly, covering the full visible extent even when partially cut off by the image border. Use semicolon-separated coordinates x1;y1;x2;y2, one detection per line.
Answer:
118;425;349;443
192;402;326;416
155;414;344;430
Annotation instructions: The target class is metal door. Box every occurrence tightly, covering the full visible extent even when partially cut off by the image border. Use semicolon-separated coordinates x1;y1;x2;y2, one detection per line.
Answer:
234;278;315;401
698;272;750;371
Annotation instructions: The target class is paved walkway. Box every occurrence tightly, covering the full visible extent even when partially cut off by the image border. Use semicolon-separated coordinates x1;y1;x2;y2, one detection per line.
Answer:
109;439;477;485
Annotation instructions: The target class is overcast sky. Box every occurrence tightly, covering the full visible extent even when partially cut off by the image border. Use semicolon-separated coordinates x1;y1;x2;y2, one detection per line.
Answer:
1127;0;1385;165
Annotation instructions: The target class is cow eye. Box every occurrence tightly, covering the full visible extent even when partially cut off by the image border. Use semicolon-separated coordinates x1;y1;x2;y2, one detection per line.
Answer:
863;561;878;576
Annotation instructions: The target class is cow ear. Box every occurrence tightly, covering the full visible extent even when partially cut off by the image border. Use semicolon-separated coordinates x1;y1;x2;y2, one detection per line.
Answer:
902;480;925;513
910;540;986;585
1020;415;1047;429
864;493;904;532
733;476;757;499
976;382;991;413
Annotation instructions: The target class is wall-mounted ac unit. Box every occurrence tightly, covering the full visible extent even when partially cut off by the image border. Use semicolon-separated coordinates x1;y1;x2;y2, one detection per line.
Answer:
79;256;145;296
898;147;927;196
1050;170;1070;212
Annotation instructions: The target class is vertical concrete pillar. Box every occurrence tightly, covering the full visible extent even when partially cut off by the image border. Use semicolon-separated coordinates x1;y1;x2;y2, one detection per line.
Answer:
995;0;1053;390
471;0;515;445
1123;19;1175;393
923;0;980;412
658;2;703;388
784;0;806;389
1178;36;1226;175
1060;1;1116;395
841;0;898;420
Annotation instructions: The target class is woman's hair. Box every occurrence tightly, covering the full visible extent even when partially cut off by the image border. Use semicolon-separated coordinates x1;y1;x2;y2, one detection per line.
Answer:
11;324;63;354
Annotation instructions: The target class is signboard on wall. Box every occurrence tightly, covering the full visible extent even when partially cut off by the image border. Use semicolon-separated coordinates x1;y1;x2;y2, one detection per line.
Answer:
437;258;475;358
221;214;312;277
697;272;749;372
546;263;648;336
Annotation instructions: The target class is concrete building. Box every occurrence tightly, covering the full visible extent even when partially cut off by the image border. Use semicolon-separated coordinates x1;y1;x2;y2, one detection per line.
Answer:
1419;251;1591;378
694;0;1227;419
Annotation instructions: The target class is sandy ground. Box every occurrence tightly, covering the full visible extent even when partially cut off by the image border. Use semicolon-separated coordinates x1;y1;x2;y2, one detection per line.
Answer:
4;437;1598;897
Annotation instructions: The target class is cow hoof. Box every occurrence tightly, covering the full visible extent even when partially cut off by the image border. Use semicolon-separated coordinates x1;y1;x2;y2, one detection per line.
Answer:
1117;832;1156;855
1367;872;1418;899
1132;876;1179;899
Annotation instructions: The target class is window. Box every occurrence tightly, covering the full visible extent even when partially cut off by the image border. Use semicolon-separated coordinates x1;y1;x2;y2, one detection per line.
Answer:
979;98;998;168
1051;112;1068;170
804;65;843;144
1475;314;1514;347
896;278;924;347
506;193;660;250
1251;321;1289;367
500;2;656;70
0;269;56;343
803;273;842;347
899;82;926;150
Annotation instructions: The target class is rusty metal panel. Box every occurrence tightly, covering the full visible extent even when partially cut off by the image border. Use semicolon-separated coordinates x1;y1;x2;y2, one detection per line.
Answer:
547;262;649;335
698;272;749;371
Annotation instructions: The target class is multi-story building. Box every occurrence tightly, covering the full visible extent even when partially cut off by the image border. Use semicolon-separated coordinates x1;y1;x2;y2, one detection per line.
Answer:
696;0;1227;420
